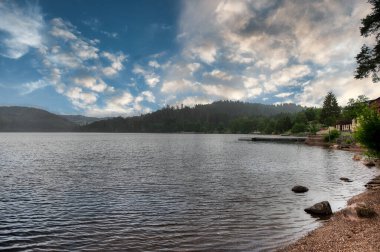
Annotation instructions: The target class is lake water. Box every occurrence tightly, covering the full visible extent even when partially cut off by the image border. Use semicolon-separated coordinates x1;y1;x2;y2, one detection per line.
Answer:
0;133;377;251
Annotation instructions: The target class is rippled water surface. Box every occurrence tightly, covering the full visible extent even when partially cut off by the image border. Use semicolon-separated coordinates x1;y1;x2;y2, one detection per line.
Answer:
0;133;378;251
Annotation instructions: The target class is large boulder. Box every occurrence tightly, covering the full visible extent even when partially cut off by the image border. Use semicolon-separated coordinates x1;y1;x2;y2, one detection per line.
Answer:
291;185;309;193
304;201;332;215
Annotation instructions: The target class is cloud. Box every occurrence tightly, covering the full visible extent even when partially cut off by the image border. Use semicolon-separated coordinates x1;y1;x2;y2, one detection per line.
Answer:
203;69;233;81
50;18;77;40
20;79;49;95
73;76;114;93
180;96;212;107
133;64;160;87
102;51;126;77
160;0;374;106
275;92;293;98
66;87;97;109
148;60;160;68
161;79;199;93
201;84;246;100
271;65;311;87
0;1;44;58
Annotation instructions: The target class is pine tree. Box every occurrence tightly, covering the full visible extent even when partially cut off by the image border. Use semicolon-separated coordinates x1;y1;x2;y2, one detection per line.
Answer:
320;92;340;126
355;0;380;82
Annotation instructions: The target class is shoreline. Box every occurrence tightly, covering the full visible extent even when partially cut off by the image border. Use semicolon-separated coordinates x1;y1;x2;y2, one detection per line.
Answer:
278;168;380;251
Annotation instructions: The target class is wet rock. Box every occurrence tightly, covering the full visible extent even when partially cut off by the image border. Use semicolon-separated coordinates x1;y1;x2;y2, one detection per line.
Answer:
363;160;376;167
356;203;377;218
291;185;309;193
340;177;353;182
304;201;332;215
353;154;361;161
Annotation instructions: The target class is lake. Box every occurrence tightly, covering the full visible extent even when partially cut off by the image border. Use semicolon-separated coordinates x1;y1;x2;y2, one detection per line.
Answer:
0;133;377;251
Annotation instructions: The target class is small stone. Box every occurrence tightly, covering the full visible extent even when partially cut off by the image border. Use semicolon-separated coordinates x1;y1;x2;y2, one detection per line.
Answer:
353;154;361;161
292;185;309;193
340;177;353;182
304;201;333;215
356;204;377;218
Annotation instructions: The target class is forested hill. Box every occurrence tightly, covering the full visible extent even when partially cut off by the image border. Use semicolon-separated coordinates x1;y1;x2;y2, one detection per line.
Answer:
0;106;77;132
80;101;305;133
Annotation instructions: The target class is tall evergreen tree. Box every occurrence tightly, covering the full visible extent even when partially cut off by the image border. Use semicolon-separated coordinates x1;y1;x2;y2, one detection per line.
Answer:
355;0;380;82
320;92;340;126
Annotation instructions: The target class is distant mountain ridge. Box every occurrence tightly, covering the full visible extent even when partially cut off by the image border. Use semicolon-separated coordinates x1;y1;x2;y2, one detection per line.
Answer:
60;115;106;126
0;101;305;132
0;106;77;132
81;100;305;133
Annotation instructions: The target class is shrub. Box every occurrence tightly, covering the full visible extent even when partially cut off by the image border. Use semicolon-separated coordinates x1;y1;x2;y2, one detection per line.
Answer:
323;129;340;142
355;107;380;158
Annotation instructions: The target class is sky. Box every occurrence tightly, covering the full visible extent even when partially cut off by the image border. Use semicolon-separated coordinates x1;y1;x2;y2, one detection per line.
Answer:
0;0;379;116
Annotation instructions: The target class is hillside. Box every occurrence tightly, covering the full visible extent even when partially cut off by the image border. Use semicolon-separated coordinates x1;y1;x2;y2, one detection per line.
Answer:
81;101;305;133
0;106;77;132
60;115;105;126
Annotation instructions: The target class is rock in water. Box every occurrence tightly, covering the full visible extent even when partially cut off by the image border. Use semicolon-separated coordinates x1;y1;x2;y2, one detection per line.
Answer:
304;201;332;215
340;177;353;182
353;154;361;161
364;161;376;167
291;185;309;193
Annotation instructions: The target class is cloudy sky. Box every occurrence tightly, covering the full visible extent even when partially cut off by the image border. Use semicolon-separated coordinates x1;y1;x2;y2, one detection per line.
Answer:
0;0;379;116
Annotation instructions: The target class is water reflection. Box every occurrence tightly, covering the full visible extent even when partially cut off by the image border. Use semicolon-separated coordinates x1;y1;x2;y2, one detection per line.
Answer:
0;133;377;251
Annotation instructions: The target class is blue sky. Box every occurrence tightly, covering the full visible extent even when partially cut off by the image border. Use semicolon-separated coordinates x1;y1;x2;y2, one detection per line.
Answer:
0;0;379;116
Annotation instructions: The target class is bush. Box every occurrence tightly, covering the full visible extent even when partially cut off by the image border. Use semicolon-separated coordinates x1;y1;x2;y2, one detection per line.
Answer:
291;123;307;133
324;129;340;142
355;107;380;158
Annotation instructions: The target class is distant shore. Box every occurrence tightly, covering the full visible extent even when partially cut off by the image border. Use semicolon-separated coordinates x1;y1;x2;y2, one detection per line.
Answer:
278;169;380;251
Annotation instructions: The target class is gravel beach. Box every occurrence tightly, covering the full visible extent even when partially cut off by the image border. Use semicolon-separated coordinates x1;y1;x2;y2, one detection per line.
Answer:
278;175;380;252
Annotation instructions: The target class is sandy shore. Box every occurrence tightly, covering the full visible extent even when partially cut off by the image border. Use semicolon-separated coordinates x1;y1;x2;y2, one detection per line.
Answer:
278;174;380;252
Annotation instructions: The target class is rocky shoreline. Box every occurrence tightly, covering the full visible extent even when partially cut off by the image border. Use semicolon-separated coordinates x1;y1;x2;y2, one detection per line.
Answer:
278;172;380;252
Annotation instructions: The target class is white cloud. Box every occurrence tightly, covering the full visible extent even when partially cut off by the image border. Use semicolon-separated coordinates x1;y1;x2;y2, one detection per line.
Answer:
271;65;311;86
180;96;212;107
187;63;201;75
66;87;97;108
148;60;160;68
161;79;199;93
20;79;48;95
133;64;160;87
202;84;246;100
0;1;44;58
203;69;233;81
141;91;155;103
73;76;112;93
102;51;126;77
275;92;293;98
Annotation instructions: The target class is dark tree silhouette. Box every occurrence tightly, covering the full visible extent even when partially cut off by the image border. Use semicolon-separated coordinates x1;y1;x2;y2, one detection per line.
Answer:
355;0;380;82
320;92;340;126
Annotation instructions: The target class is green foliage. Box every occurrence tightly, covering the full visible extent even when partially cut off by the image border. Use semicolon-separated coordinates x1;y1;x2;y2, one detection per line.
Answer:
341;95;369;120
354;106;380;157
308;122;320;135
323;129;341;142
291;123;307;133
355;0;380;82
81;101;305;133
320;92;340;126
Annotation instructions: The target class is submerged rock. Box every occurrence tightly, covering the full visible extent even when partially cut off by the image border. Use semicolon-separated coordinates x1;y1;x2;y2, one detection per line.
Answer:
291;185;309;193
340;177;353;182
364;160;376;167
353;154;361;161
304;201;332;215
